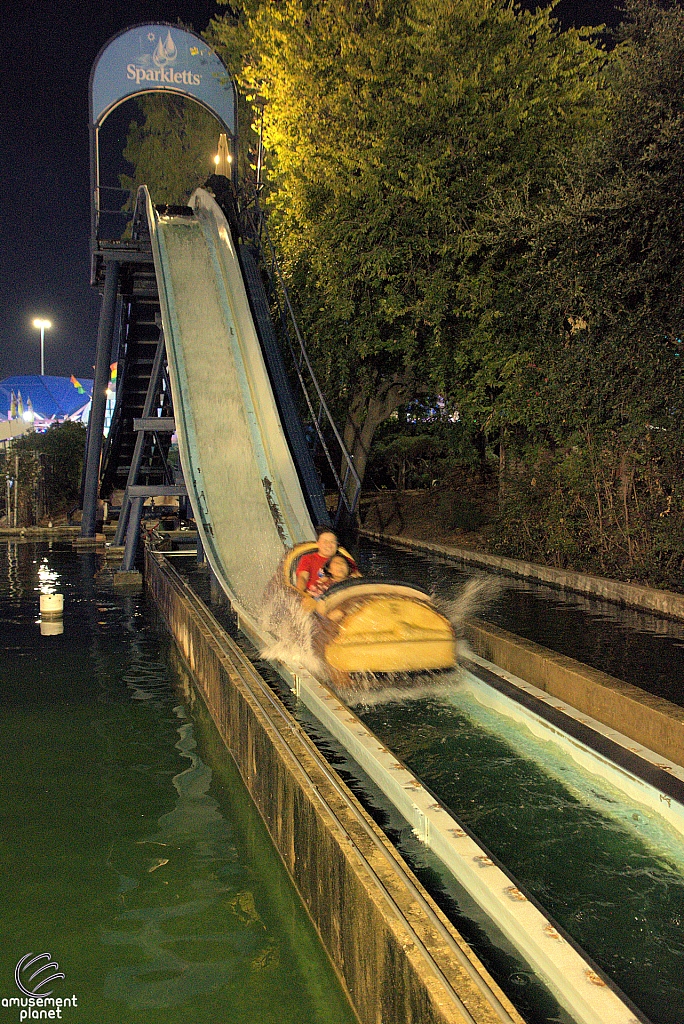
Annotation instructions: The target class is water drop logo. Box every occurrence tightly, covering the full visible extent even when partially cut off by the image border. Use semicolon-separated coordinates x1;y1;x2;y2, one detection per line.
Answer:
153;31;177;67
129;30;177;70
14;954;65;997
126;30;200;87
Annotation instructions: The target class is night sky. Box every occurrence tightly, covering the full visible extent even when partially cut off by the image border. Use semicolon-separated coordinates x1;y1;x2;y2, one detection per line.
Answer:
0;0;622;381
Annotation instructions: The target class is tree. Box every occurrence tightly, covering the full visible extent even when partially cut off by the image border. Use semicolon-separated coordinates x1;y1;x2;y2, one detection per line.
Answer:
120;94;224;207
218;0;610;493
0;422;86;526
479;0;684;582
39;421;88;516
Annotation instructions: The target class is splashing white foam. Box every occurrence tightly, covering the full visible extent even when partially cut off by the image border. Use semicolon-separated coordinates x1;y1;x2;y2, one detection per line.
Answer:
435;574;501;663
342;672;459;707
260;580;327;677
436;574;502;633
259;568;500;703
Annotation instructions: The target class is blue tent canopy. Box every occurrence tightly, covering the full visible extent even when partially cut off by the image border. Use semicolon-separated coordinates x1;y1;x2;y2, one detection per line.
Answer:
0;376;93;422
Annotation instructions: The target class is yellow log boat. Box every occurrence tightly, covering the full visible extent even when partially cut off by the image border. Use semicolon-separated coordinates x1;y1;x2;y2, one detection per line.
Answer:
283;542;456;681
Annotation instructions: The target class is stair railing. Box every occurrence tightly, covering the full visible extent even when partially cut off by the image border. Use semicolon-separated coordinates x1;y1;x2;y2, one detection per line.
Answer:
238;189;361;524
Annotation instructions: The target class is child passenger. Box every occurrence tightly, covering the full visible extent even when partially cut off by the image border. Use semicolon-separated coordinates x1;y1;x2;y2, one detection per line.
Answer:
313;554;352;619
321;554;351;589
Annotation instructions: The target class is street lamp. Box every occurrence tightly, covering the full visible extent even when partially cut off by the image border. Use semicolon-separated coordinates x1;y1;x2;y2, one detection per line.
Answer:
32;318;51;376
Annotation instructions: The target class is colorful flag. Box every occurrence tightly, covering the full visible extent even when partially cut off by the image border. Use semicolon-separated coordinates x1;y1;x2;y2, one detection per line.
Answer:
109;362;118;380
70;374;86;394
17;391;24;417
9;391;16;419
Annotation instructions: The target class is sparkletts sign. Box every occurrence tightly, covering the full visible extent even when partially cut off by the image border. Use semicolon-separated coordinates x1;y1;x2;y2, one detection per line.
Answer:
90;23;236;136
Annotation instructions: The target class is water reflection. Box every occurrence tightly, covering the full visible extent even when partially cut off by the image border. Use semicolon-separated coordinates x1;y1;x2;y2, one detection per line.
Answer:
102;707;271;1010
0;541;356;1024
40;618;64;636
37;556;61;595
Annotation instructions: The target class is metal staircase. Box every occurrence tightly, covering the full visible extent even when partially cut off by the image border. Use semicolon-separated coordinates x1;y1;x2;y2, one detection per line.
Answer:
81;181;360;570
99;207;174;498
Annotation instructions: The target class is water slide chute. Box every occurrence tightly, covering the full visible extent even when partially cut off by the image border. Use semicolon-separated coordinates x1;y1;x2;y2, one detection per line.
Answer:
146;186;456;678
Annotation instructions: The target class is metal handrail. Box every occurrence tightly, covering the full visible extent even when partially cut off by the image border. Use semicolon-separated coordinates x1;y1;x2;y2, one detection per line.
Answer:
239;191;361;522
93;186;136;239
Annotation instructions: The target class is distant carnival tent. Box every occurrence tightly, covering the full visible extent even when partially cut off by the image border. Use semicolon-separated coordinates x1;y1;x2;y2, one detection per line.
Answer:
0;375;93;428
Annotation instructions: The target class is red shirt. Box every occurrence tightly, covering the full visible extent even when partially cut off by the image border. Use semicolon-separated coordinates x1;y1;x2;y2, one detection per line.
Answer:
296;551;359;594
296;552;329;595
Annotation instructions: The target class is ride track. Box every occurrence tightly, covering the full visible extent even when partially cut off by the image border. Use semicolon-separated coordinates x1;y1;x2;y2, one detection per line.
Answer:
151;186;315;621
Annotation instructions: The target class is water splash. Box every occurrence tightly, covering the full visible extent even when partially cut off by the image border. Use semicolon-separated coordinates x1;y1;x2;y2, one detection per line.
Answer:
343;671;459;707
436;573;502;638
259;570;500;701
259;580;326;679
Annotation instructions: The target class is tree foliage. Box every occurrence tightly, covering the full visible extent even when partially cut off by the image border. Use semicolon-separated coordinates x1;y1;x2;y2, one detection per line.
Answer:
120;0;684;584
366;409;482;489
484;0;684;583
213;0;609;487
1;422;86;525
120;94;224;207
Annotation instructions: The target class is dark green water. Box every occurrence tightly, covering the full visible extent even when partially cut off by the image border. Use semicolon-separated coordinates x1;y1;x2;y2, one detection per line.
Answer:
0;541;356;1024
360;696;684;1024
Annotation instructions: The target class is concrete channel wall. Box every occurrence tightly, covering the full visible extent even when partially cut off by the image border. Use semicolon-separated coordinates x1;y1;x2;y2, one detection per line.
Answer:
146;549;525;1024
360;530;684;621
465;619;684;768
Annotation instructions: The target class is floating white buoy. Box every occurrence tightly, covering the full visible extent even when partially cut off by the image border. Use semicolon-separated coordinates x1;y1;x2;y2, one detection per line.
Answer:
40;593;63;620
40;619;64;637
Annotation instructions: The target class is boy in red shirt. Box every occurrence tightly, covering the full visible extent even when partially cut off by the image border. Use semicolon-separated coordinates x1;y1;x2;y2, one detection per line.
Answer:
296;528;357;595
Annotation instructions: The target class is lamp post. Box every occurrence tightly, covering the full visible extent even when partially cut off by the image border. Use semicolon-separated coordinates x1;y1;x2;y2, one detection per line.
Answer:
32;318;51;376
